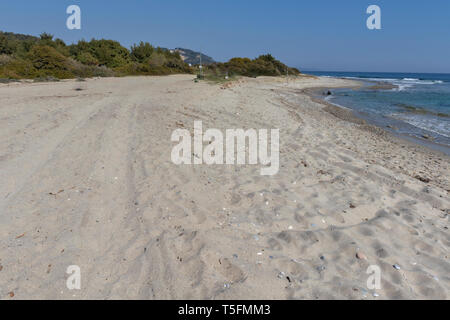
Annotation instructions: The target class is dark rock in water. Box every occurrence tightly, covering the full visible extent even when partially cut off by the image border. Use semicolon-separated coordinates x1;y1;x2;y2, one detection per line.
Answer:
421;134;434;141
386;125;398;130
327;91;332;96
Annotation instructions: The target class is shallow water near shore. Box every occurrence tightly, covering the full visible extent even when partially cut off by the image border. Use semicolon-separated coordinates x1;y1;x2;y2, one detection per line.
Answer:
306;71;450;155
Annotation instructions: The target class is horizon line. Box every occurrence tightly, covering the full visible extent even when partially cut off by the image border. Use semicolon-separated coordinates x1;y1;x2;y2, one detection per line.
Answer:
302;70;450;75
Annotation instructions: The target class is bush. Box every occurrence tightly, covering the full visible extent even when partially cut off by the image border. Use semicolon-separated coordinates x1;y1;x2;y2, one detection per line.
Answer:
0;54;13;66
0;34;15;55
205;54;300;78
86;39;131;68
0;57;37;78
91;65;115;77
27;45;74;78
76;52;99;66
148;52;166;67
131;42;154;63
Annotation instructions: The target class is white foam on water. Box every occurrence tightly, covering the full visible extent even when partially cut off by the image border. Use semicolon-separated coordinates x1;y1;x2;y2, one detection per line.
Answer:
392;113;450;138
341;76;444;90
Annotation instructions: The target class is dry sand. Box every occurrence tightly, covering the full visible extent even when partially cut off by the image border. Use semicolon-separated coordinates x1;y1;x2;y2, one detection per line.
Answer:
0;75;448;300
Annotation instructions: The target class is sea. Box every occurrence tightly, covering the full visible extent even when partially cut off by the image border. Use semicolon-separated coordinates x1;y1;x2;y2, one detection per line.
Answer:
304;71;450;155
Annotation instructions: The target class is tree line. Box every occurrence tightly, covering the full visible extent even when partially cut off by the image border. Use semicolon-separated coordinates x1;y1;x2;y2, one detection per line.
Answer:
0;31;300;81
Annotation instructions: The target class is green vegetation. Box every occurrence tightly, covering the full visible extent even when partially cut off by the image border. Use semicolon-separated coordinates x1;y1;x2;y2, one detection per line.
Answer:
202;54;300;79
0;31;300;81
0;31;193;80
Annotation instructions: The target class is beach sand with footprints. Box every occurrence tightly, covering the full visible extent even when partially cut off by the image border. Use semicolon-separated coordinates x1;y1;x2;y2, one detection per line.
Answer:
0;75;448;299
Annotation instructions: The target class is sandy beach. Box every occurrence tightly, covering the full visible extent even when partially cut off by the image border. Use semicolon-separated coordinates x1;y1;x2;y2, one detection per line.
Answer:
0;74;448;300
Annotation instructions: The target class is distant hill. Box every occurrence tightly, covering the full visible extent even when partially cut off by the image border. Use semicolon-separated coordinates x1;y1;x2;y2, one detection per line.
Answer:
174;48;215;65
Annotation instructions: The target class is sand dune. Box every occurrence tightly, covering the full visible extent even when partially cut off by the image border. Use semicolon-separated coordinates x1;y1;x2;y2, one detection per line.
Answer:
0;75;448;299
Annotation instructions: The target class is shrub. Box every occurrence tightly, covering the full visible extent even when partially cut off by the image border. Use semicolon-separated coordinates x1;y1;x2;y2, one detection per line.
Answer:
76;52;99;66
0;54;13;66
0;34;16;55
205;54;300;78
131;42;154;63
91;65;115;77
148;52;167;67
0;57;37;78
27;45;74;78
86;39;131;68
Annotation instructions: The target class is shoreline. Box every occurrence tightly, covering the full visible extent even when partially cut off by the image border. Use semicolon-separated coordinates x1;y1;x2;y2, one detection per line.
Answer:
301;80;450;158
270;76;449;191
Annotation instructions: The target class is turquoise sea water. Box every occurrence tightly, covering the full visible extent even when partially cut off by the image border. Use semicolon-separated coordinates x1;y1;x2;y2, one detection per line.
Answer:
305;71;450;154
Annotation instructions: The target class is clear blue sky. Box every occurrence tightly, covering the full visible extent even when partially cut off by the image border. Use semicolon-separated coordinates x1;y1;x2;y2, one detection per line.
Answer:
1;0;449;73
